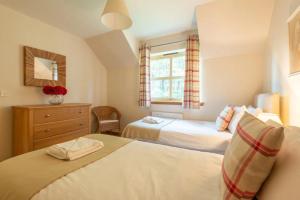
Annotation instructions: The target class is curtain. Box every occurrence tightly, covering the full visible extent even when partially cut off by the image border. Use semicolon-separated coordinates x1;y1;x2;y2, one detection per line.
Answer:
184;34;200;109
138;44;151;108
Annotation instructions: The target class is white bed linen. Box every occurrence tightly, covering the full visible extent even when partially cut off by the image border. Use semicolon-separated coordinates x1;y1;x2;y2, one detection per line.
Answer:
158;119;232;153
32;141;223;200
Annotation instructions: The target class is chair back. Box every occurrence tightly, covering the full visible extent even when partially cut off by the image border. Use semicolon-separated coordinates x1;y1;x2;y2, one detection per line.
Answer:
92;106;121;121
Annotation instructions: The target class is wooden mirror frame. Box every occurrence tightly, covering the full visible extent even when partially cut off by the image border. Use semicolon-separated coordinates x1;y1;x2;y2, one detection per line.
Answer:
24;46;66;87
288;6;300;75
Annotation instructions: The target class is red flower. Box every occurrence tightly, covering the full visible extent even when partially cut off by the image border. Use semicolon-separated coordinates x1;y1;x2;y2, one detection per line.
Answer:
43;86;68;95
43;86;55;95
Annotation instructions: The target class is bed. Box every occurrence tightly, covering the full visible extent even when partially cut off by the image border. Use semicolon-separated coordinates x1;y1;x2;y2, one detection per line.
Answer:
122;118;232;154
0;134;222;200
122;93;281;154
0;126;300;200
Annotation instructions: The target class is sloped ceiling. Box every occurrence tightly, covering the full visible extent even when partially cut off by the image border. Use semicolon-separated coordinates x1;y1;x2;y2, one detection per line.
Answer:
0;0;109;38
0;0;213;39
87;31;138;69
0;0;275;68
196;0;275;59
125;0;214;40
0;0;213;69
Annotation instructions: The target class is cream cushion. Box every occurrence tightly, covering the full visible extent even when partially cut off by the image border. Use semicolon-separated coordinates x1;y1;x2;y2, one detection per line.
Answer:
247;106;263;116
221;113;284;200
258;126;300;200
100;120;119;124
228;106;247;134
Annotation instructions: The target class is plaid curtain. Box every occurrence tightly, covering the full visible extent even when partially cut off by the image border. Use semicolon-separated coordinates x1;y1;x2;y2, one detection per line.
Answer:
184;34;200;109
138;44;151;107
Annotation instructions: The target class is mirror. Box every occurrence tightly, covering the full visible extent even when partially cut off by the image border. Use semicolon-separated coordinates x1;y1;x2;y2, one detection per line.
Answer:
24;46;66;87
34;57;58;81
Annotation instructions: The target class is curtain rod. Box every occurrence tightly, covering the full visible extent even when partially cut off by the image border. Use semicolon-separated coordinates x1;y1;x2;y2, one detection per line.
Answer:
151;40;186;48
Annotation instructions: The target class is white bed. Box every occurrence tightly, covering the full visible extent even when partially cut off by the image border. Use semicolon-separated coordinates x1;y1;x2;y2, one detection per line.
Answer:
122;118;232;154
1;127;300;200
159;120;232;153
32;140;222;200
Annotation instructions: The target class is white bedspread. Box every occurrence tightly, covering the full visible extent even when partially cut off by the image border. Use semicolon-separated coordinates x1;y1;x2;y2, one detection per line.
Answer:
32;141;223;200
158;120;232;153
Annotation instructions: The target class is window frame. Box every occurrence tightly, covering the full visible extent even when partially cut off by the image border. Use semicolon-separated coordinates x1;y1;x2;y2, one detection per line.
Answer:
150;51;185;104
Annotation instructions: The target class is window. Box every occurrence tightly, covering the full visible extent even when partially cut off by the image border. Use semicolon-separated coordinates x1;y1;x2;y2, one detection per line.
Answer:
150;50;185;103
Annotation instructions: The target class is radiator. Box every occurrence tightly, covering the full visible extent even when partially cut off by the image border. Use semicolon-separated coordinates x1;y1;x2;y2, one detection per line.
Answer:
151;111;183;119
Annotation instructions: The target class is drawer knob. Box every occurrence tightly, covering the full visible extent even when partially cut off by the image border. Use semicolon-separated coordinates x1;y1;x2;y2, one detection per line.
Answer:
45;114;51;118
78;111;82;114
44;129;50;132
80;123;83;126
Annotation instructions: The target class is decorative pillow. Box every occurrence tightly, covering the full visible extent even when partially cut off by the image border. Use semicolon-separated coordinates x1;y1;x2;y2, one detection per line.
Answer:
257;126;300;200
220;113;284;200
228;106;247;134
216;106;235;131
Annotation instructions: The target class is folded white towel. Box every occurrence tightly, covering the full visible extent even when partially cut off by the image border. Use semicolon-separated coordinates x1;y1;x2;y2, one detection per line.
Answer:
142;116;164;124
46;137;104;161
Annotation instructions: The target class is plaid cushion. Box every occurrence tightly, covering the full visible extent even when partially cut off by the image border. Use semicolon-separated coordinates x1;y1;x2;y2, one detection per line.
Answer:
216;106;235;131
220;113;284;200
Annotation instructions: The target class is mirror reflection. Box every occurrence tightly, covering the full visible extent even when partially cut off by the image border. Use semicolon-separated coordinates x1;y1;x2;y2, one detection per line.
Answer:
34;57;58;81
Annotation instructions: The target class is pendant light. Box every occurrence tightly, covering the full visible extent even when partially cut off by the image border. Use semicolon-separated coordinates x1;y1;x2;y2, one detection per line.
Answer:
101;0;132;30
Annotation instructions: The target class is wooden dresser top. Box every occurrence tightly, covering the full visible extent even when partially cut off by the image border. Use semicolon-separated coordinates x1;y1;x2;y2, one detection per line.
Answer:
13;103;91;109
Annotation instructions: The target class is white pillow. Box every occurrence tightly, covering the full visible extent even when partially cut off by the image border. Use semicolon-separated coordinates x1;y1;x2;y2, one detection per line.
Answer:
228;105;247;134
257;112;283;125
247;106;263;117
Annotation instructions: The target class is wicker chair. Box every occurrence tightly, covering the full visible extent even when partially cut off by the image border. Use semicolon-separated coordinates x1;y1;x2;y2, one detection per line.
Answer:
92;106;121;135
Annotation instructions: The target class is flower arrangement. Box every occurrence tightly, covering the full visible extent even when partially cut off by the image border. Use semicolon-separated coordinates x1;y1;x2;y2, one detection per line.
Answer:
43;86;67;105
43;86;68;96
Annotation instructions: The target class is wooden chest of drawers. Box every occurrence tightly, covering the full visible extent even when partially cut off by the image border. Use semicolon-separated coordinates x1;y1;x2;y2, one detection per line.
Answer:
13;103;91;155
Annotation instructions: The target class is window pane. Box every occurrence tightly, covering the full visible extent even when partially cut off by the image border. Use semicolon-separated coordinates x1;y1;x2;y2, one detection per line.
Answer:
151;80;170;99
150;58;170;78
172;56;185;76
171;78;184;100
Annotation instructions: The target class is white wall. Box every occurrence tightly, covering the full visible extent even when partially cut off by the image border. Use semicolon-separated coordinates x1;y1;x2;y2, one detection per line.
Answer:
151;53;265;121
0;5;107;161
265;0;300;126
99;2;268;130
146;32;265;120
107;31;266;128
107;66;149;128
87;31;144;130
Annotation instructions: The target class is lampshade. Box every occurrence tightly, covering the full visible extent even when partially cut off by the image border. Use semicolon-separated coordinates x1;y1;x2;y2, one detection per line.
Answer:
255;93;280;115
101;0;132;30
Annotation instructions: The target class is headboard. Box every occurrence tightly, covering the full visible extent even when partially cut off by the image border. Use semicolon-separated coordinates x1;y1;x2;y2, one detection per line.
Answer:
255;93;280;115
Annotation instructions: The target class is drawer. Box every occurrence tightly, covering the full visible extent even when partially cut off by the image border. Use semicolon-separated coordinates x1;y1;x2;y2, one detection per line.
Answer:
34;106;89;124
33;128;89;150
34;118;89;140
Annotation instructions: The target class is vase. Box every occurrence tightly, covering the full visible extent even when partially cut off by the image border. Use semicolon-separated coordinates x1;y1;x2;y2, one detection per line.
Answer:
49;95;64;105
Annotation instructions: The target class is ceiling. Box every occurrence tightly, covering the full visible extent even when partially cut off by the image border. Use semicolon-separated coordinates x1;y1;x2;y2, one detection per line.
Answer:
0;0;213;39
0;0;276;68
196;0;275;59
87;31;138;68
